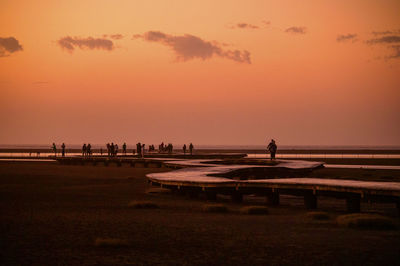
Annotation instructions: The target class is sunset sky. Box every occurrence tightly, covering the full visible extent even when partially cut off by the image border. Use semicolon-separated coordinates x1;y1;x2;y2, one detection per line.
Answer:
1;0;399;146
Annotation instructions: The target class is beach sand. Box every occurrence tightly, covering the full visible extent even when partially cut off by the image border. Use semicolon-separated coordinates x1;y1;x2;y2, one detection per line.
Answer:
1;161;399;265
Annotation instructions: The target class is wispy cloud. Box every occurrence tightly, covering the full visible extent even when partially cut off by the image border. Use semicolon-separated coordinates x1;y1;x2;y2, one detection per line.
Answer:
103;34;124;40
0;37;23;57
57;36;114;52
386;45;400;59
336;34;358;42
371;30;400;36
285;26;307;35
366;35;400;45
133;31;251;64
234;23;259;29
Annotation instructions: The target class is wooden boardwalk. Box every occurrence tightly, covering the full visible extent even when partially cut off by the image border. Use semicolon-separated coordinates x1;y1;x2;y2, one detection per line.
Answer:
147;159;400;213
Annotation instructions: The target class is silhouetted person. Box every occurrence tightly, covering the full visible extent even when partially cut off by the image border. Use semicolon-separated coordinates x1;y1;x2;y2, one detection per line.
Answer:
123;142;127;155
183;144;187;154
137;142;142;158
61;143;66;157
87;143;92;157
110;142;115;157
189;143;194;155
52;143;57;157
82;144;86;157
115;144;119;156
106;143;110;157
267;139;277;160
142;144;145;158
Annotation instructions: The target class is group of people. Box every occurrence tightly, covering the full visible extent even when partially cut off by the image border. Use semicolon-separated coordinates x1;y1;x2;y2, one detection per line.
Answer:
51;142;66;157
158;142;173;154
182;143;194;155
82;143;92;157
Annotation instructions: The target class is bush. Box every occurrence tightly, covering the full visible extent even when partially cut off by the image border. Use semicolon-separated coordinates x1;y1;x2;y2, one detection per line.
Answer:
94;238;130;247
337;213;397;230
240;206;269;215
307;211;330;220
202;204;228;213
128;201;160;209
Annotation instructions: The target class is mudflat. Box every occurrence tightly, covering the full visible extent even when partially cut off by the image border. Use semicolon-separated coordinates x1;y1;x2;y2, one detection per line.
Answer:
1;161;399;265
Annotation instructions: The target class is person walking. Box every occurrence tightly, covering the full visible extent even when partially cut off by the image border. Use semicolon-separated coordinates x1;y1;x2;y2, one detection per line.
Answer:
123;142;127;155
183;144;187;155
267;139;277;160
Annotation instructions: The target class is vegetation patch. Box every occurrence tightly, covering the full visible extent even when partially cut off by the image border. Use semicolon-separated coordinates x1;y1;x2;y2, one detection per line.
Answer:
241;206;269;215
337;213;397;230
128;200;160;209
307;211;330;220
202;204;228;213
94;238;130;247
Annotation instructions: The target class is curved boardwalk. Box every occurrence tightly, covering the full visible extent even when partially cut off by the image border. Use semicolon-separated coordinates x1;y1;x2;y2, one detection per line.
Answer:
147;159;400;213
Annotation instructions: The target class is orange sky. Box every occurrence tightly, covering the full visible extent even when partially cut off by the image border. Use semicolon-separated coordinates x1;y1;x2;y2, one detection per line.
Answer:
1;0;399;146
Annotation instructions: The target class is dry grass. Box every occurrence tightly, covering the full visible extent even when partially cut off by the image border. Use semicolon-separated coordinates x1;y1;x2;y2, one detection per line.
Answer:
128;200;160;209
94;238;130;247
337;213;397;230
241;206;269;215
307;211;330;220
202;204;228;213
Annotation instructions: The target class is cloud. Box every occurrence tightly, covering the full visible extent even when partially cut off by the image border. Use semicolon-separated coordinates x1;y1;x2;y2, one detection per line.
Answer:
57;36;114;52
366;35;400;45
103;34;124;40
285;26;307;34
386;45;400;59
133;31;251;64
336;34;358;42
261;20;271;26
0;37;23;57
235;23;259;29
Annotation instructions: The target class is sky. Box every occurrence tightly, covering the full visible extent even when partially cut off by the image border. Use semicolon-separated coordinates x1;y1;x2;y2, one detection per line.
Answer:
0;0;400;146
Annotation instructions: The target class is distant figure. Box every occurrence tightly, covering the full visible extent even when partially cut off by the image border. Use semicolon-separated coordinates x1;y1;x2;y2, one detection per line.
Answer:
189;143;194;155
87;143;92;157
267;139;277;160
183;144;187;155
106;143;110;157
61;143;66;157
137;142;142;158
115;144;119;156
52;143;57;157
82;144;87;157
142;144;145;158
111;143;115;157
122;142;127;155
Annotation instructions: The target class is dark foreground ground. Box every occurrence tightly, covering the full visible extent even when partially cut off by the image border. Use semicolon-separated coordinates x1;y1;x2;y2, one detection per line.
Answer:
1;161;399;266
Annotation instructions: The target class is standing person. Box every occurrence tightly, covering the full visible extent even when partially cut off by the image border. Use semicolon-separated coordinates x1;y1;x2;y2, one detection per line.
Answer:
52;143;57;157
87;143;92;157
82;144;86;157
106;143;110;157
142;144;145;158
111;143;115;157
122;142;127;155
61;143;66;157
267;139;278;160
183;144;187;155
189;143;194;155
115;144;119;157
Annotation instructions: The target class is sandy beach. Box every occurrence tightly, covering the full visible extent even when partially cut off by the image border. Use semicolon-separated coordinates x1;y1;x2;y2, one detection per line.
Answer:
1;160;399;265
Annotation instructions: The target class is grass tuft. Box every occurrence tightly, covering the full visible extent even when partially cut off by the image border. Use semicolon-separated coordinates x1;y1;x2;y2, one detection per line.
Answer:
128;200;160;209
337;213;397;230
94;238;130;247
240;206;269;215
202;204;228;213
307;211;330;220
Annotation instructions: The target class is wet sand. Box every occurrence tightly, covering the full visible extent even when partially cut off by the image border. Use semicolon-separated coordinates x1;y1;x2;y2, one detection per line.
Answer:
1;161;399;265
